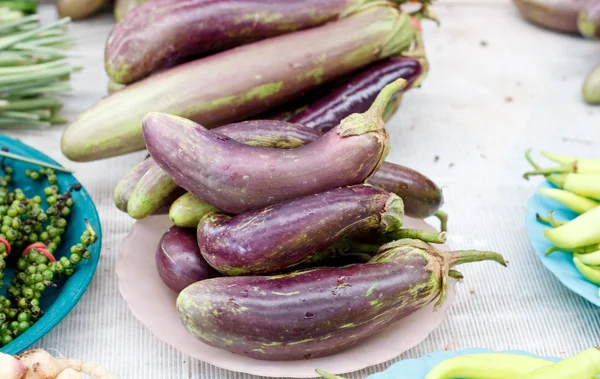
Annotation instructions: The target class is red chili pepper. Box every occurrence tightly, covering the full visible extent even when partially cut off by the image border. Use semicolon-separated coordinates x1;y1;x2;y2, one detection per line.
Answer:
0;238;10;255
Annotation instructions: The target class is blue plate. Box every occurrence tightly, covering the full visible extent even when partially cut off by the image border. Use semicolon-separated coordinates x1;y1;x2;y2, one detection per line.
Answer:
525;180;599;307
368;349;559;379
0;134;102;354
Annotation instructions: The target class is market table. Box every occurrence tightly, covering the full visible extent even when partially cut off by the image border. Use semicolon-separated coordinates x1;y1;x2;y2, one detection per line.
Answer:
4;0;600;378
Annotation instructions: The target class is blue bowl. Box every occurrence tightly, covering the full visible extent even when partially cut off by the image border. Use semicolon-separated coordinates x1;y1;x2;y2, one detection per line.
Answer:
0;134;102;354
525;180;599;307
368;349;559;379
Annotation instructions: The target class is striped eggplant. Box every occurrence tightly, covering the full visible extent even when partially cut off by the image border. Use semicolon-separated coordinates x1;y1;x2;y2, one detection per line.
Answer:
113;157;155;214
61;4;417;161
177;239;506;360
144;80;403;214
105;0;417;84
123;120;321;219
579;0;600;39
197;185;404;275
513;0;584;33
156;226;220;293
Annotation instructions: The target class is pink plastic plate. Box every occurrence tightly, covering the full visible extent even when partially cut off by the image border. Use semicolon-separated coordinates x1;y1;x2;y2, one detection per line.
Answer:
117;215;456;378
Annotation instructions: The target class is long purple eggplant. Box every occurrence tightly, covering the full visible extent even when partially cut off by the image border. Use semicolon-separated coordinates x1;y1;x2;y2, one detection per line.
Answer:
156;226;220;293
513;0;584;33
368;163;442;218
288;56;425;133
123;120;321;219
178;239;506;360
62;4;418;162
144;80;404;214
197;185;404;275
106;0;413;84
578;0;600;39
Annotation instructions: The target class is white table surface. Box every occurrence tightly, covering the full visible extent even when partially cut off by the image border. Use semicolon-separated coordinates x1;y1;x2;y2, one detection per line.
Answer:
4;1;600;378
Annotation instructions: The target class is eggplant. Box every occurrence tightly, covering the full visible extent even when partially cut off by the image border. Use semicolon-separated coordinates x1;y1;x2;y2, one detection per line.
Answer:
289;56;424;133
197;185;404;275
177;239;506;361
114;0;146;21
579;0;600;39
113;157;155;213
61;4;417;161
513;0;584;33
106;0;408;85
583;63;600;104
367;163;443;219
156;226;220;293
58;0;107;20
145;80;403;214
123;120;321;219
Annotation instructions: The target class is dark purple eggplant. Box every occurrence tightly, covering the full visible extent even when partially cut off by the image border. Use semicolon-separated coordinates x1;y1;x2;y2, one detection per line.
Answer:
367;162;443;218
197;185;404;275
123;120;321;219
177;239;506;361
288;56;424;133
144;80;404;214
578;0;600;39
156;226;220;293
513;0;584;33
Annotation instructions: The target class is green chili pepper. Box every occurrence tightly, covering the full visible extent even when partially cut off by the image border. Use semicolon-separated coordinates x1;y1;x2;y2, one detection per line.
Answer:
544;207;600;249
516;347;600;379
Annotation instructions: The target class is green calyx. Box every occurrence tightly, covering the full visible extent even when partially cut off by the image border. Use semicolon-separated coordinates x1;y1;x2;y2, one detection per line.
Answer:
378;193;404;233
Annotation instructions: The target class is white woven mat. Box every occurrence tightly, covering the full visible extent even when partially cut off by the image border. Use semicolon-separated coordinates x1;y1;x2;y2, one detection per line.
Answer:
4;1;600;378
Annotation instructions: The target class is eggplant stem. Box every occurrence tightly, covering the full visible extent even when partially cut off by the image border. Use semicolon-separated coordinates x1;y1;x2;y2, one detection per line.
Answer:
448;269;464;281
315;369;346;379
365;78;407;119
434;210;448;232
448;250;507;268
386;228;446;244
0;150;73;173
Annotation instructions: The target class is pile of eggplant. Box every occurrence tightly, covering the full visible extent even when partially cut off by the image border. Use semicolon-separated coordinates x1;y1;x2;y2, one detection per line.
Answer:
513;0;600;105
145;82;506;361
63;0;508;361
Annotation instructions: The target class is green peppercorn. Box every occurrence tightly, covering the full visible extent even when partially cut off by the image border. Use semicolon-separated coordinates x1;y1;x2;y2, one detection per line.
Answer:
17;312;30;323
70;254;81;265
42;270;53;281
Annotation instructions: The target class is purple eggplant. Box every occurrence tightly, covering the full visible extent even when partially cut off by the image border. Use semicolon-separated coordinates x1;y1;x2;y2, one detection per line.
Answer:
156;226;220;293
289;56;424;133
579;0;600;39
62;4;418;162
177;239;506;361
106;0;415;84
367;163;443;218
144;80;404;214
513;0;585;33
123;120;321;219
197;185;404;275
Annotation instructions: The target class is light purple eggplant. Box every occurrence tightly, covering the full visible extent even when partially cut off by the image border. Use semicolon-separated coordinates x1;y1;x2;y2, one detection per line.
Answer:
197;185;404;275
177;239;506;360
156;226;220;293
513;0;585;33
144;80;404;214
122;120;321;219
105;0;413;84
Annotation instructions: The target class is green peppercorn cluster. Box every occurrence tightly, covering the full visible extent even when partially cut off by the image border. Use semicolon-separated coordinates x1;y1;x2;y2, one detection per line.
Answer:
0;158;98;347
